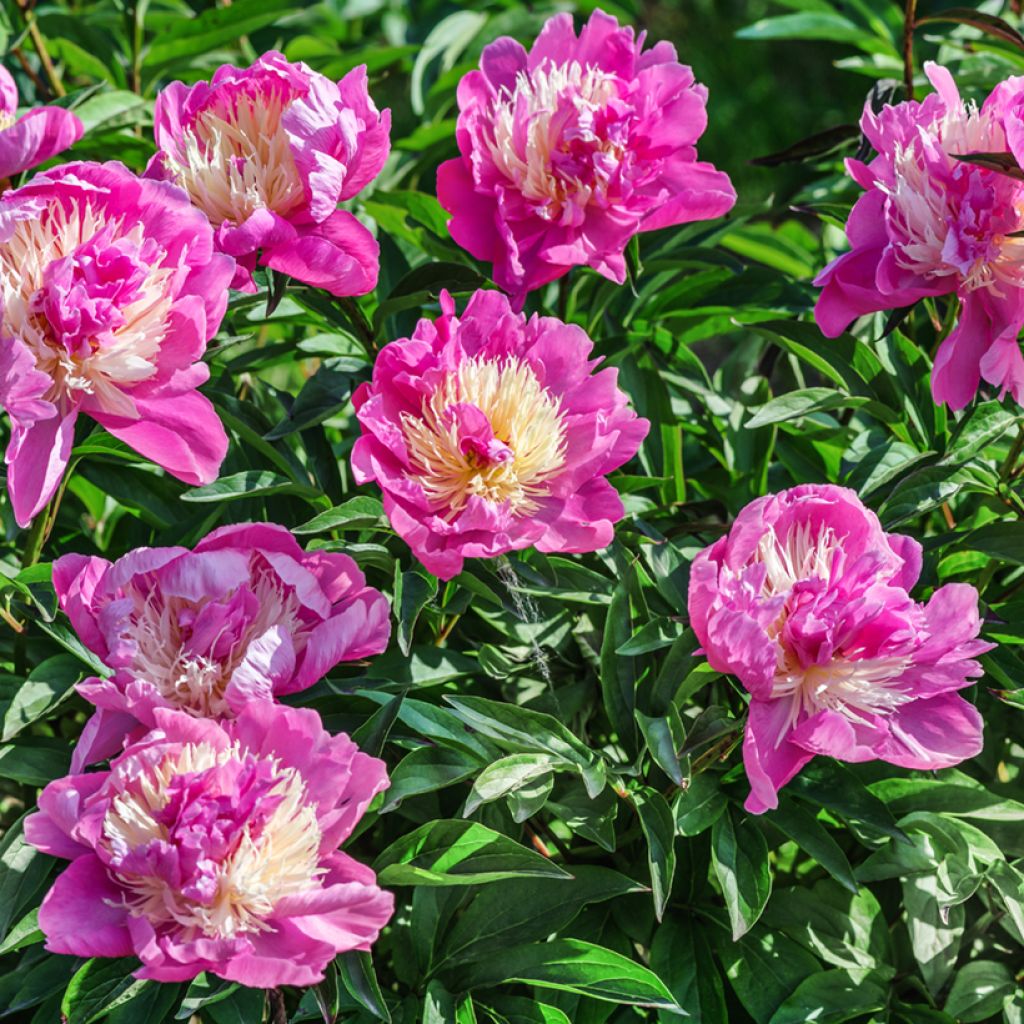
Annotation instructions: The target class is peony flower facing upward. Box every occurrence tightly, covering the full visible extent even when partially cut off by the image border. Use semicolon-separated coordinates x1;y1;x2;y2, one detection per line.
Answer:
688;484;991;814
436;9;736;305
816;62;1024;409
25;703;393;986
0;64;82;182
54;522;391;771
0;161;233;527
148;51;390;296
352;289;649;580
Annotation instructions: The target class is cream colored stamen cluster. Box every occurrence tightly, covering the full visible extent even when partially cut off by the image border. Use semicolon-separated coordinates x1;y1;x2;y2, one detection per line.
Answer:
126;567;303;717
0;203;172;414
402;355;567;518
489;61;621;219
102;741;323;938
166;90;305;227
886;101;1024;292
755;520;840;596
0;111;16;132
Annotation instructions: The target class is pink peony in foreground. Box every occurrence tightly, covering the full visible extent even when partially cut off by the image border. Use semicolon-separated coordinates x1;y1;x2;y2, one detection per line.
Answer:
688;484;990;814
25;703;393;986
352;289;649;579
0;64;82;182
148;51;389;296
815;62;1024;409
437;9;736;305
0;161;233;527
54;522;391;771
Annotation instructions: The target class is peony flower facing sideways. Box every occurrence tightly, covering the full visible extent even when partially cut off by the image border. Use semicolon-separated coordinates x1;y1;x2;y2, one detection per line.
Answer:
437;9;736;305
0;161;233;527
148;51;390;296
54;522;391;771
352;289;649;580
816;62;1024;409
0;65;83;182
25;703;394;986
688;484;991;814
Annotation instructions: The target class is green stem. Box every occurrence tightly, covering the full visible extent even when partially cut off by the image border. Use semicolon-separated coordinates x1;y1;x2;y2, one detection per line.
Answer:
20;508;49;570
16;0;65;98
338;296;377;351
903;0;918;100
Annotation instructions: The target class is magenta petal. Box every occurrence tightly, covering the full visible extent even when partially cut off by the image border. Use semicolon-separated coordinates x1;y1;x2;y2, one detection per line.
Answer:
39;855;133;957
70;708;139;771
261;210;379;296
880;693;983;769
742;698;815;814
6;408;76;528
90;389;228;486
0;107;83;180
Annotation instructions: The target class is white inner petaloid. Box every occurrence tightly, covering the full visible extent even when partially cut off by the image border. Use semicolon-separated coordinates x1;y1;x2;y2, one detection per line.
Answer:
753;521;912;737
102;742;322;938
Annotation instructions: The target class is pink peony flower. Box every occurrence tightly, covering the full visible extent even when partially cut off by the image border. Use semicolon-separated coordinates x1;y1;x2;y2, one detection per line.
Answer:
54;522;391;771
0;161;233;527
688;484;991;814
436;9;736;305
0;64;82;182
25;702;393;986
351;288;649;580
148;51;390;296
815;62;1024;409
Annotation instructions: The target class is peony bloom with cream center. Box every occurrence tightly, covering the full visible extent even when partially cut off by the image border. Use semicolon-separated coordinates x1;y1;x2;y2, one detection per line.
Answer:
688;484;992;813
148;51;390;296
437;9;735;305
25;703;393;986
0;161;234;527
0;64;82;182
352;289;649;579
816;62;1024;408
53;522;391;770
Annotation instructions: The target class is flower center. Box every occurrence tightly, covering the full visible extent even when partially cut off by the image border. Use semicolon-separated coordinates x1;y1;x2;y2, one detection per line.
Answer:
771;652;914;738
0;111;16;132
755;521;841;596
401;355;567;518
886;101;1024;292
123;565;304;717
101;741;322;938
0;202;171;413
489;60;625;221
166;87;305;227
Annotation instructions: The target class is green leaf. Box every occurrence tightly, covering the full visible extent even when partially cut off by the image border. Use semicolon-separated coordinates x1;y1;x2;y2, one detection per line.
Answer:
372;819;571;887
761;880;891;971
599;584;638;752
634;787;677;921
767;800;858;893
651;917;728;1023
636;709;687;787
338;951;391;1022
0;908;41;956
0;814;52;944
61;959;146;1024
394;565;438;657
767;968;889;1024
175;974;238;1018
445;696;606;798
294;496;386;534
464;753;558;817
903;871;965;996
715;925;823;1024
673;773;728;837
943;961;1016;1022
458;938;681;1011
0;736;72;785
145;0;296;65
381;745;481;813
617;617;686;655
181;470;324;504
736;12;893;54
203;986;266;1024
264;356;363;438
746;388;868;429
712;807;772;939
438;866;643;968
477;997;570;1024
1;654;82;741
915;9;1024;50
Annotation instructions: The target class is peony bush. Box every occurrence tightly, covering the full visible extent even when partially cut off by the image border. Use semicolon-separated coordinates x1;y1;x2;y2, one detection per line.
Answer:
0;2;1022;1023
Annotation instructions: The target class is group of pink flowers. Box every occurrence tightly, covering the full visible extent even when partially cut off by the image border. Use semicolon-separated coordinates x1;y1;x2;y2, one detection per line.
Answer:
0;5;1001;989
